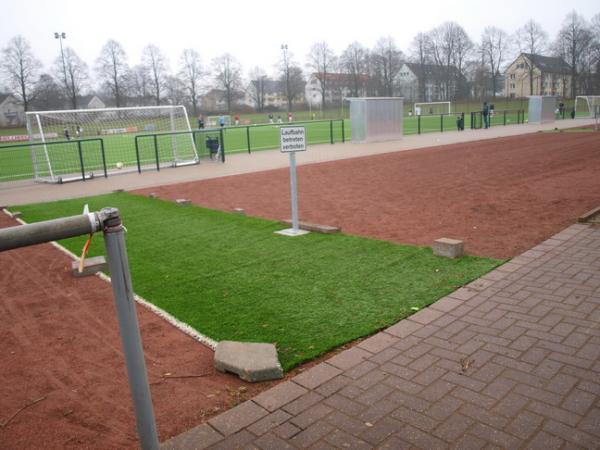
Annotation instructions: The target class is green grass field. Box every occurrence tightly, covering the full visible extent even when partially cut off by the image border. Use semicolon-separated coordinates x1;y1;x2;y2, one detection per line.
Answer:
13;193;501;370
3;102;583;183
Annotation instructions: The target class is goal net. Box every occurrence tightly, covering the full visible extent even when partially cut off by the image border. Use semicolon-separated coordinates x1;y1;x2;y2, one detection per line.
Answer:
413;102;452;116
206;115;232;127
26;105;198;182
574;96;600;118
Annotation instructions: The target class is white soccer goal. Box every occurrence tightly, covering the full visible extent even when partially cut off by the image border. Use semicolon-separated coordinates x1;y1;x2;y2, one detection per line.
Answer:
413;101;452;115
26;105;198;183
574;96;600;118
206;115;232;127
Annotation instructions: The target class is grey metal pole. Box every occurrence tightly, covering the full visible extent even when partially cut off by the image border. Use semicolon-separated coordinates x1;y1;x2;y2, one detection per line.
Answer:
289;152;299;232
0;214;100;252
101;208;160;450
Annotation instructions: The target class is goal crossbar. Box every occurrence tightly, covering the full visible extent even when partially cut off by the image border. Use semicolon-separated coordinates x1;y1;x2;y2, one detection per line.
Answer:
413;101;452;115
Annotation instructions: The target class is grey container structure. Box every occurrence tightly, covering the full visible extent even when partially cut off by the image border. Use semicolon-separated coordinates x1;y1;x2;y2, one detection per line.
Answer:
347;97;403;143
528;96;556;124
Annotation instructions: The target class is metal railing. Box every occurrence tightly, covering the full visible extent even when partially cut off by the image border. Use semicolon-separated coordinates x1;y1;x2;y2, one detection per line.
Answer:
0;138;107;183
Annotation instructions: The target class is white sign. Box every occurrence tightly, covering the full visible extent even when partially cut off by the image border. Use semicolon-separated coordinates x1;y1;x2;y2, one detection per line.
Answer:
280;126;306;152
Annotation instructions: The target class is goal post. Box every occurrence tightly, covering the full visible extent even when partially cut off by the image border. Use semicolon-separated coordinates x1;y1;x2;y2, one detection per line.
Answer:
574;96;600;118
26;105;198;183
413;101;452;115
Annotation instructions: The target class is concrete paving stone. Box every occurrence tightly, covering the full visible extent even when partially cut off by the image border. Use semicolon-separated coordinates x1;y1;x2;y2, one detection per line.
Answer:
161;423;223;450
247;410;292;437
431;412;474;442
353;369;389;391
324;410;369;436
208;430;256;450
289;420;334;447
561;388;597;415
358;416;403;445
424;395;462;421
356;332;399;353
385;320;422;338
526;400;581;427
289;403;333;430
344;360;378;380
450;434;487;450
353;383;393;406
460;403;508;429
208;401;268;436
326;347;371;371
449;287;479;301
469;423;521;449
272;422;301;440
252;381;307;412
526;430;564;450
505;410;544;440
282;391;324;416
543;419;599;449
292;363;341;390
314;375;352;397
451;387;496;410
358;399;399;424
214;341;283;382
324;428;371;450
323;393;367;417
400;424;447;450
410;307;447;325
253;432;296;450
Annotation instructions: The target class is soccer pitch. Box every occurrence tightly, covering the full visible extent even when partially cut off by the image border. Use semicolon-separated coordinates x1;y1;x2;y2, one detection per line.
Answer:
0;111;529;182
13;192;500;369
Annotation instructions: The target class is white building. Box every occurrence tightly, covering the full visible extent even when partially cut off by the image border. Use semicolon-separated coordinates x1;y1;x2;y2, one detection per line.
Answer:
0;93;25;127
305;73;368;108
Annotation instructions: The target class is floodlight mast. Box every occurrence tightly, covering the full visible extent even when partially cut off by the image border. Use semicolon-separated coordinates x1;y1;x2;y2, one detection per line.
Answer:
54;32;69;101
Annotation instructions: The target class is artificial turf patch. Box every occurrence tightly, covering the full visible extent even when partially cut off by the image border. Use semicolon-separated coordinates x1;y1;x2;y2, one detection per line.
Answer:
16;193;501;369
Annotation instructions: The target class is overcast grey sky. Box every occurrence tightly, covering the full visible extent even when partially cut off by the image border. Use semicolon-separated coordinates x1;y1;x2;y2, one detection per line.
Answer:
1;0;598;80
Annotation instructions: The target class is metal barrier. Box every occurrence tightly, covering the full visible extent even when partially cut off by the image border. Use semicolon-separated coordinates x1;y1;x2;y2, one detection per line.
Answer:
0;138;107;183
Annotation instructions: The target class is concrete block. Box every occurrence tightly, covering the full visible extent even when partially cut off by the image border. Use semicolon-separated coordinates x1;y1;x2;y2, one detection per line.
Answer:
176;199;191;205
214;340;283;383
578;206;600;223
433;238;464;258
283;220;341;234
233;208;246;215
71;256;107;277
10;211;22;219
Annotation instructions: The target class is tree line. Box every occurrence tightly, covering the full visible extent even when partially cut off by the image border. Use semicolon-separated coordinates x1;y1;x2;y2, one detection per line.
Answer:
1;10;599;115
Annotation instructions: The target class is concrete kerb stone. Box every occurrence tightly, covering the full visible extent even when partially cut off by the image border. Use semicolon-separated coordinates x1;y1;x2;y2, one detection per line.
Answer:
160;423;224;450
214;341;283;383
577;205;600;223
282;219;341;234
433;238;464;258
71;255;108;277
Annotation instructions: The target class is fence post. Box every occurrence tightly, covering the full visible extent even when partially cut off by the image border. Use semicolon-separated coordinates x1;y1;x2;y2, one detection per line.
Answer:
341;119;345;143
503;111;506;126
440;114;444;133
153;135;160;171
330;120;334;144
219;128;226;162
418;115;421;134
246;126;251;154
100;139;108;178
135;137;142;174
76;140;85;181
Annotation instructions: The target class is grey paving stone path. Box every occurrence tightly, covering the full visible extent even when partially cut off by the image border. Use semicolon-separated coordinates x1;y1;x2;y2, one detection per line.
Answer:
163;222;600;449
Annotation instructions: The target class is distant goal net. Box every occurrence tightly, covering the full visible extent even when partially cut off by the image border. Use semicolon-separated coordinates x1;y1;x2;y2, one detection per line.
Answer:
26;105;198;182
574;96;600;119
413;102;452;116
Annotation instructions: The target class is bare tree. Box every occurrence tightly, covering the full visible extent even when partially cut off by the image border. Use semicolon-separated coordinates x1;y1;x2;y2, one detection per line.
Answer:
279;65;305;109
481;27;509;98
212;53;243;113
248;66;268;112
179;49;204;115
54;47;89;109
129;64;151;105
1;36;42;112
371;36;403;97
515;20;549;95
142;44;169;106
340;42;368;97
164;75;186;105
32;73;64;110
279;46;298;111
409;33;432;101
95;39;129;107
554;11;594;97
427;22;473;100
306;41;336;108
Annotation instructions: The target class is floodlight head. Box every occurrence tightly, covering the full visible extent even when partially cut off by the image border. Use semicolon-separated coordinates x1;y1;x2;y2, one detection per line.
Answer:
54;32;59;39
281;44;288;50
62;33;66;39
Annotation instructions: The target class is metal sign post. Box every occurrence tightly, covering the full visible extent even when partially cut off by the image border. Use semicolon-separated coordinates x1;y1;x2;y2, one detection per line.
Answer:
276;126;309;237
